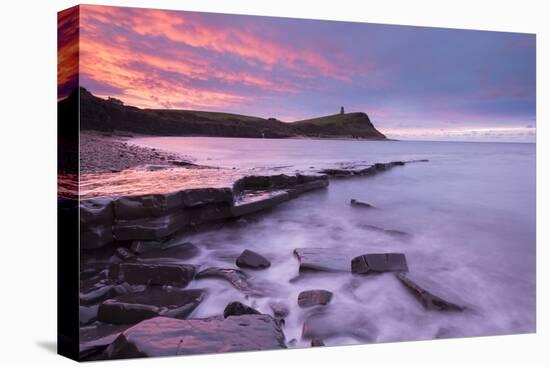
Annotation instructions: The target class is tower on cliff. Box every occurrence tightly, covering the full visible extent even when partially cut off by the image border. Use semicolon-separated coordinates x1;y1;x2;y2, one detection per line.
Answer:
340;106;345;114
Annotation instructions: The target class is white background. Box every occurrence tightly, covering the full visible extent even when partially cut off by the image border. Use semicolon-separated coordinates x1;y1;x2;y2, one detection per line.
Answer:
0;0;547;365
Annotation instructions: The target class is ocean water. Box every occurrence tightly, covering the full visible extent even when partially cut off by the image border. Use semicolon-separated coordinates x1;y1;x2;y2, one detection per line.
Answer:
131;137;536;346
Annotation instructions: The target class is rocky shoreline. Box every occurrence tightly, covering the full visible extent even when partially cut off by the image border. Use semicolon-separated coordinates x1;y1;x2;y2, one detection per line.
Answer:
60;134;469;360
80;131;197;173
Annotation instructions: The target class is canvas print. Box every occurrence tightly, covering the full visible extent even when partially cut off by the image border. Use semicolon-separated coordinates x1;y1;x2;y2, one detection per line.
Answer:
57;4;536;361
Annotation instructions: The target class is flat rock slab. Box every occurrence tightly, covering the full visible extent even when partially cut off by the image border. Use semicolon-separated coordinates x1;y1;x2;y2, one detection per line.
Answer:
351;253;408;274
80;282;133;306
137;242;199;262
396;273;465;311
196;267;260;296
104;315;286;358
116;263;195;287
232;190;289;217
223;301;261;318
98;288;205;324
236;249;271;269
294;248;352;272
298;290;333;308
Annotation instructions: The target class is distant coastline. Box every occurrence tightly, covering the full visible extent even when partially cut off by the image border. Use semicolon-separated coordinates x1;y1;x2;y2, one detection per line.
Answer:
60;87;388;141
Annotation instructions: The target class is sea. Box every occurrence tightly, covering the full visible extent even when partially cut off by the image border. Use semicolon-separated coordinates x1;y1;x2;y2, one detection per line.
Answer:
131;136;536;346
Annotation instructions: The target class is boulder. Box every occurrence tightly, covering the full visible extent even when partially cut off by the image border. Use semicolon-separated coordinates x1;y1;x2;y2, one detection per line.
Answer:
396;273;465;311
236;249;271;269
97;288;205;324
104;315;286;358
298;290;333;308
350;199;375;208
223;301;261;318
116;263;195;287
351;253;408;274
294;248;351;272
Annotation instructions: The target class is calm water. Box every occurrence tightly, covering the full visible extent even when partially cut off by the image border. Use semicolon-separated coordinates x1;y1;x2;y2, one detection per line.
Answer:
132;137;536;346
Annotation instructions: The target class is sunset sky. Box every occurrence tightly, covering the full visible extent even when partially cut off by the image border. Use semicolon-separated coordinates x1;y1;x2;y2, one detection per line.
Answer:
59;5;536;142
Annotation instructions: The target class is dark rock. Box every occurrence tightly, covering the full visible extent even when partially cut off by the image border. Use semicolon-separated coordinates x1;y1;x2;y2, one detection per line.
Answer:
79;323;130;360
104;315;286;358
351;253;408;274
223;301;261;318
81;225;114;250
80;198;114;226
294;248;351;272
311;338;325;347
137;242;199;262
236;249;271;269
116;263;195;287
80;282;133;305
196;267;260;296
97;288;205;324
114;247;136;261
180;187;233;207
319;168;354;177
350;199;375;208
396;273;465;311
298;289;333;308
114;211;189;241
113;192;182;220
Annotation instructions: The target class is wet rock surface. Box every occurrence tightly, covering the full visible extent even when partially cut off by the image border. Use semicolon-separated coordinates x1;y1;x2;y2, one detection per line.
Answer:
136;242;199;262
104;315;286;358
236;249;271;269
351;253;409;274
294;248;351;272
115;263;195;287
195;267;260;295
396;273;465;311
223;301;261;318
98;288;205;324
298;290;333;308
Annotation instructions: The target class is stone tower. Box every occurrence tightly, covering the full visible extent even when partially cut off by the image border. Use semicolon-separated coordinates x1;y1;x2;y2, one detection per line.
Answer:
340;106;345;114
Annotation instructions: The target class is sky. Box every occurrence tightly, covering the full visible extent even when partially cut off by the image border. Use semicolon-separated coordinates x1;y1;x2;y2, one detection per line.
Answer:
59;5;536;142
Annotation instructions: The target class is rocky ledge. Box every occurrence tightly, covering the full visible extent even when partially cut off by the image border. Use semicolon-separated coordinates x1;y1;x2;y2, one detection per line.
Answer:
69;159;423;251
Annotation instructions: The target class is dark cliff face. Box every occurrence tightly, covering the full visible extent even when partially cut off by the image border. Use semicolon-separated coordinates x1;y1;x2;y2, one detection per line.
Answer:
60;88;387;140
